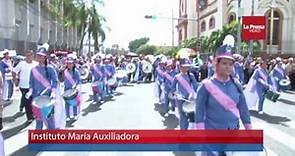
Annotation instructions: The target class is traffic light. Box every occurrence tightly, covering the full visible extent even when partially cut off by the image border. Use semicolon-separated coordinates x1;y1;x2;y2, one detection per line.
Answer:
144;15;157;20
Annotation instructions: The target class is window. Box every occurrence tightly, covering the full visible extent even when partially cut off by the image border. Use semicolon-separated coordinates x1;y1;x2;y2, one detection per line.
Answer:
201;21;206;32
209;17;215;29
266;10;281;45
228;14;236;24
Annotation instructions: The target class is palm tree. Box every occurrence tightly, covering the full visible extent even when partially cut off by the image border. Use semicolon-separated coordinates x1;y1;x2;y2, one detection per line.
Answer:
50;0;107;53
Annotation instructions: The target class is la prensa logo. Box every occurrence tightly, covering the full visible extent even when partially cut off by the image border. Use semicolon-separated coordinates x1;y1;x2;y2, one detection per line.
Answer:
243;23;265;33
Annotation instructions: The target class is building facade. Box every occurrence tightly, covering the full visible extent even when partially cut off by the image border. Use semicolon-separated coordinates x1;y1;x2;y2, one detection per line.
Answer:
0;0;79;55
177;0;295;54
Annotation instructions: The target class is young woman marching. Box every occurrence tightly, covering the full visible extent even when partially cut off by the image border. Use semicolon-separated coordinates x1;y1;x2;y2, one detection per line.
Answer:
63;57;82;121
195;45;252;156
26;48;58;129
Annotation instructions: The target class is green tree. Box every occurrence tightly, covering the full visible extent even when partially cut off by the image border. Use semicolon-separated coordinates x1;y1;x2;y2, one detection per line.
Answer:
128;37;150;52
136;44;157;55
50;0;107;52
179;37;198;49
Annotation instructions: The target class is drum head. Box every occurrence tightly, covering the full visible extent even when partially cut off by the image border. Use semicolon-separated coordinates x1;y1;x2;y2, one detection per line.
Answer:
182;101;195;113
107;77;117;86
116;70;127;79
279;79;291;86
63;89;78;97
32;96;52;108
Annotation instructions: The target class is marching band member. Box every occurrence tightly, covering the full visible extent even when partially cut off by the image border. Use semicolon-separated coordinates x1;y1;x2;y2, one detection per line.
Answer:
90;56;106;104
0;50;14;101
154;58;166;104
233;54;245;84
0;72;3;130
171;58;199;130
195;45;252;156
271;58;289;91
104;56;117;96
26;47;58;129
134;55;144;83
207;55;214;78
248;59;272;114
63;57;82;121
162;59;177;115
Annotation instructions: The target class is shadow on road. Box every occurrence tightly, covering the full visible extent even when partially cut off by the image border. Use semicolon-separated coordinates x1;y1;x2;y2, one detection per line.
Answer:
162;114;178;129
81;104;102;116
173;152;197;156
9;145;39;156
277;98;295;106
66;119;78;128
85;95;94;102
250;110;291;125
114;92;124;96
154;103;163;113
2;121;31;139
284;90;295;94
3;100;13;108
3;112;25;123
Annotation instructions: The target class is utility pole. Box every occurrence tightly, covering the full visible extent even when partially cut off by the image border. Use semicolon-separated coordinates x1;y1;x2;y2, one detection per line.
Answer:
237;0;242;54
197;1;201;51
249;0;254;56
172;9;175;47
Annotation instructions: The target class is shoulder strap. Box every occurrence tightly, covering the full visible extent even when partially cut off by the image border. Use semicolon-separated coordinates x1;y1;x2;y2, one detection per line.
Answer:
31;67;51;89
203;79;240;118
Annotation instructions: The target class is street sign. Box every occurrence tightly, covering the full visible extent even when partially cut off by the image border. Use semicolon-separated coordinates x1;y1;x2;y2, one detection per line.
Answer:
242;16;267;40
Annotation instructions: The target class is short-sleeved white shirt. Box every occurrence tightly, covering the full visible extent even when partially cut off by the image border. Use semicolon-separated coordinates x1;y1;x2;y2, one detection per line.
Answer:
13;60;38;88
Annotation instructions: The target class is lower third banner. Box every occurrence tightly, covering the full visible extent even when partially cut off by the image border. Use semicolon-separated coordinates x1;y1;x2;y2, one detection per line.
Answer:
28;130;263;151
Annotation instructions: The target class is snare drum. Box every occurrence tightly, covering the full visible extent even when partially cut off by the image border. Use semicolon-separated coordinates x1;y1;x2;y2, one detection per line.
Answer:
107;76;118;88
279;79;291;90
183;101;195;123
92;81;104;93
63;89;79;106
32;95;54;120
266;90;280;102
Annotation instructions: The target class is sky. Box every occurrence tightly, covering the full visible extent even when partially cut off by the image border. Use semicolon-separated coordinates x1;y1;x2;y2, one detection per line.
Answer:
99;0;178;50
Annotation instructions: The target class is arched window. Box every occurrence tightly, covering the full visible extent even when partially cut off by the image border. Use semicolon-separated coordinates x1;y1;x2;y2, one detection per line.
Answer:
266;10;282;45
228;13;236;24
201;21;206;32
209;17;215;29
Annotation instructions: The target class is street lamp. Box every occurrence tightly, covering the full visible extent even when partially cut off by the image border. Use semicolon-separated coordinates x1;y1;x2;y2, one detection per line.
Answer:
144;14;198;47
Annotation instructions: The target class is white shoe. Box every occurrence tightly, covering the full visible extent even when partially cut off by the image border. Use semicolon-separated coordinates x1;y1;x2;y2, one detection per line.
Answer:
74;116;78;120
258;111;264;115
66;117;70;121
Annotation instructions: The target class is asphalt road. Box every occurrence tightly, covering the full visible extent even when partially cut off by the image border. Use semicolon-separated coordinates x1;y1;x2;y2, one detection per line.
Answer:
1;82;295;156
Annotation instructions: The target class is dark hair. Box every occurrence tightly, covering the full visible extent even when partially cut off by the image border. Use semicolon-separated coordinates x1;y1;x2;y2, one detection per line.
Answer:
44;58;49;79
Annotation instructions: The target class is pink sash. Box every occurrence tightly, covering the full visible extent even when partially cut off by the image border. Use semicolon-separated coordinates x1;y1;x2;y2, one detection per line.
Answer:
176;74;194;95
93;65;103;77
31;67;51;89
257;68;267;81
274;66;284;77
164;72;173;82
2;60;12;68
203;79;240;118
64;69;76;86
156;68;165;77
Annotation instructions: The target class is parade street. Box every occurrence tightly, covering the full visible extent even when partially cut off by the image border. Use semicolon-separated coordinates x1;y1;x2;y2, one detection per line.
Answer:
1;82;295;156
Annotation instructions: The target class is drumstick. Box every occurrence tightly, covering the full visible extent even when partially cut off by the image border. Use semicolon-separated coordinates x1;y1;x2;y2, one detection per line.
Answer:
40;87;50;96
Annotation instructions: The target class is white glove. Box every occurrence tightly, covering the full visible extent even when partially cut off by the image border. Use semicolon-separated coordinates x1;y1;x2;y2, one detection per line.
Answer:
188;92;197;101
25;90;32;99
50;91;56;99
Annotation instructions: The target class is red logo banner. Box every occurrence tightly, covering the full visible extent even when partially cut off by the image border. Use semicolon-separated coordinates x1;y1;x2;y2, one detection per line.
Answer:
242;16;266;40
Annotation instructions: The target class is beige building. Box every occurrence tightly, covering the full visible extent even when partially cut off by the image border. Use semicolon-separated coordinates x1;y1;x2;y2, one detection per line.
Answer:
0;0;79;54
177;0;295;54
